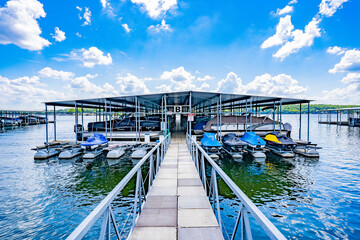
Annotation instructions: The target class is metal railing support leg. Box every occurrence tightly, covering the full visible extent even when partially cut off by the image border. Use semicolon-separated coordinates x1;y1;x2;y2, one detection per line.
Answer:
149;154;154;189
201;154;207;193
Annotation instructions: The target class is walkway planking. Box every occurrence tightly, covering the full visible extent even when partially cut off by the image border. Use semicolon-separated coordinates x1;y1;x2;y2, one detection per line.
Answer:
131;134;224;240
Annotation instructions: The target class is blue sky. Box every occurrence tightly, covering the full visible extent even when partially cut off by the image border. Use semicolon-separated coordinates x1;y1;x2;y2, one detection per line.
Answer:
0;0;359;109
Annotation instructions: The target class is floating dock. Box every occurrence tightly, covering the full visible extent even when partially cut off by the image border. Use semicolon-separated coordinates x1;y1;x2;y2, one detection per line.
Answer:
318;107;360;127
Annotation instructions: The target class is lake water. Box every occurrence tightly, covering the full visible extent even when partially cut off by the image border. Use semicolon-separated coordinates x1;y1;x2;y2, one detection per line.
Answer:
0;115;359;239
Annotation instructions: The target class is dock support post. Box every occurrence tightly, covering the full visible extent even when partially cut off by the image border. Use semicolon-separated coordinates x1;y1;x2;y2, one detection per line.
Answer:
273;101;276;131
81;104;84;142
75;101;78;144
279;100;282;132
307;102;310;142
105;99;108;139
299;103;302;139
45;104;48;145
189;92;192;136
53;106;56;141
219;94;222;141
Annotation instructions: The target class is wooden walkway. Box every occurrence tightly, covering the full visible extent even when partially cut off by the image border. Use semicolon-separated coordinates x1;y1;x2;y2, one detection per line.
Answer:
131;134;224;240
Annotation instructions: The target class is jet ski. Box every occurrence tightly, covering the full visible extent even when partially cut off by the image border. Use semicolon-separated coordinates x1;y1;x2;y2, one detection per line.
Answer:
201;132;222;160
222;133;247;160
80;133;108;161
241;132;266;158
264;132;296;158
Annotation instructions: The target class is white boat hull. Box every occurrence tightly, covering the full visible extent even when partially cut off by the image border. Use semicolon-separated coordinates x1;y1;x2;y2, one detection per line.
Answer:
107;149;125;159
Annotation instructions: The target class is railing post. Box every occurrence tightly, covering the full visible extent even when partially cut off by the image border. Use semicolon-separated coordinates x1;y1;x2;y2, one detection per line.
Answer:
201;154;207;193
212;168;222;232
149;154;154;189
195;147;199;172
156;147;160;173
133;169;141;228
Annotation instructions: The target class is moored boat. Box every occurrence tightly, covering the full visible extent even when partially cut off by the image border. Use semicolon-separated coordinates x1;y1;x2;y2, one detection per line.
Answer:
80;134;108;161
201;132;222;160
241;132;266;158
264;132;296;158
222;133;247;160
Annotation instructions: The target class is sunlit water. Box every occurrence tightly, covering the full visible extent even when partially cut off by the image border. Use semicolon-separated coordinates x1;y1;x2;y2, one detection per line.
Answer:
0;115;359;239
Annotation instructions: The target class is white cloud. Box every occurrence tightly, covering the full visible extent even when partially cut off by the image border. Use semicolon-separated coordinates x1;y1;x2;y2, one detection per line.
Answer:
122;23;132;33
288;0;297;4
197;75;215;82
262;0;349;60
0;74;74;109
100;0;108;9
160;67;196;91
320;83;360;104
341;73;360;84
273;17;321;60
216;72;308;97
117;73;150;94
77;6;91;26
329;49;360;73
261;15;294;49
0;0;50;51
199;82;210;90
51;27;66;42
327;46;346;55
70;47;113;68
38;67;75;81
319;0;349;17
216;72;244;93
131;0;177;19
276;5;294;16
76;32;82;38
147;19;172;34
246;73;308;97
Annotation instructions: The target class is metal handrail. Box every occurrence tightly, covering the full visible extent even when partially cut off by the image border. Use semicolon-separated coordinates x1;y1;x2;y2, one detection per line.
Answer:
67;133;171;240
186;133;286;240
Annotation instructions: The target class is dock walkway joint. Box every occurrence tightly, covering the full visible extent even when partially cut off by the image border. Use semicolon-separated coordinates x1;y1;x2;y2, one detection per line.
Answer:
131;137;224;240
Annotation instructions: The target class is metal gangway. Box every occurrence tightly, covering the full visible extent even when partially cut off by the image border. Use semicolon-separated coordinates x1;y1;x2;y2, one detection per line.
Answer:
66;133;286;240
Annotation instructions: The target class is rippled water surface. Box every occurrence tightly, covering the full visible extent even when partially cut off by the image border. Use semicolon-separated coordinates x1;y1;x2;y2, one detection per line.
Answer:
0;115;359;239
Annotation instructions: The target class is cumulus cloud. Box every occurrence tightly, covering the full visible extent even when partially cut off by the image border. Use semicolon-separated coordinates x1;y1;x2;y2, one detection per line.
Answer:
261;15;294;49
320;83;360;104
216;72;244;93
273;17;321;60
70;47;113;68
246;73;308;96
122;23;132;33
216;72;308;97
0;0;50;51
68;76;117;96
327;46;346;55
147;20;172;34
160;67;196;91
275;5;294;16
197;75;215;82
262;0;349;60
117;73;150;94
319;0;349;17
77;6;91;26
38;67;75;80
51;27;66;42
131;0;177;19
341;73;360;84
329;49;360;73
0;74;74;109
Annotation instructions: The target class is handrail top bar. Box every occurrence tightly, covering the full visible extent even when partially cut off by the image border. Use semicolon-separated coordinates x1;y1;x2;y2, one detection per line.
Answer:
187;134;286;240
67;133;171;240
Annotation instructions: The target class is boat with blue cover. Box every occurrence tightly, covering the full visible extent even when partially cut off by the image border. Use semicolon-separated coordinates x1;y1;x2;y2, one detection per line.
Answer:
222;133;247;160
241;132;266;158
201;132;222;160
80;133;109;160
